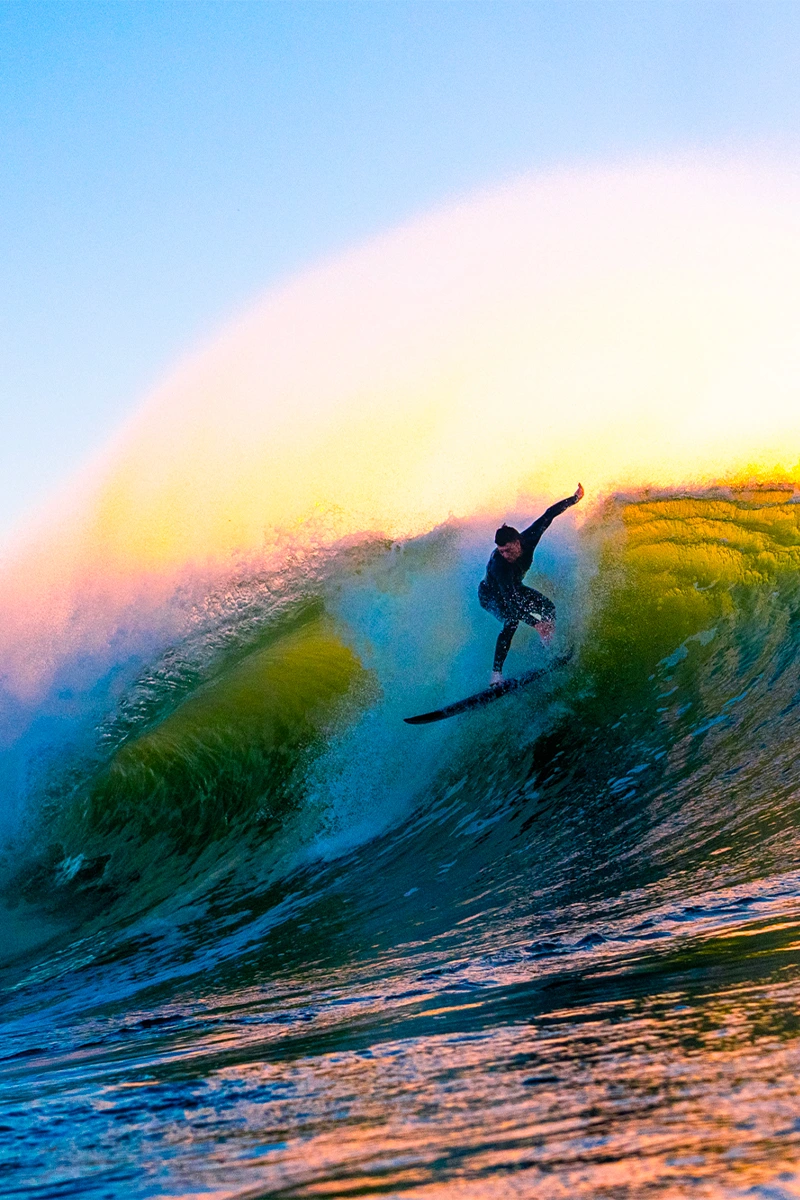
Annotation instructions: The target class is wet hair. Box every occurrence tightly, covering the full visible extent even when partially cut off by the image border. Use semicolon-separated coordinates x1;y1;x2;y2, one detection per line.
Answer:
495;524;521;546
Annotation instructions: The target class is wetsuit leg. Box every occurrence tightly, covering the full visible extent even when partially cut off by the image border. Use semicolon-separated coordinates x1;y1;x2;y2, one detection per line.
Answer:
495;589;556;670
493;620;519;673
480;582;554;673
516;586;556;627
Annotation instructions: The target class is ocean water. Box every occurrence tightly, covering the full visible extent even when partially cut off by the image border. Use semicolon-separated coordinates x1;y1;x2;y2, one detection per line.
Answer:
4;487;800;1199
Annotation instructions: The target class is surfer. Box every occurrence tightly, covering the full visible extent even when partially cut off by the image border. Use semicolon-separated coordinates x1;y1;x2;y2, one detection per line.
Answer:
479;484;584;683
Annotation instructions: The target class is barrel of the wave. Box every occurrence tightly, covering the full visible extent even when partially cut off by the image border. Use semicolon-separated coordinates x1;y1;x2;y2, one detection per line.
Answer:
52;613;374;866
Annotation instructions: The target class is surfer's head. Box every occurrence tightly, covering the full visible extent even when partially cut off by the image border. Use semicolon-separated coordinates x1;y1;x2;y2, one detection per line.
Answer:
495;524;523;561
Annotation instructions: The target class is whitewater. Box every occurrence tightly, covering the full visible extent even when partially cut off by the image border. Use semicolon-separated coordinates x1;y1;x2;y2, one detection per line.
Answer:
4;158;800;1198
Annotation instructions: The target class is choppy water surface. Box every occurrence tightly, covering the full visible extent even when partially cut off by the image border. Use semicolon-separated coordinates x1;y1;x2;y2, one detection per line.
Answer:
4;488;800;1198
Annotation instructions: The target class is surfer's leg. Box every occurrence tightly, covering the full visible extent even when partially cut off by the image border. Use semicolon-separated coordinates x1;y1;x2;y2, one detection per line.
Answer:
493;620;518;674
480;582;515;680
518;587;557;644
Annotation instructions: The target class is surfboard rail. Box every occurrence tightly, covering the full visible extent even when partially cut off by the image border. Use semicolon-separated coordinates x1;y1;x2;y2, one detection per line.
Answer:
404;652;573;724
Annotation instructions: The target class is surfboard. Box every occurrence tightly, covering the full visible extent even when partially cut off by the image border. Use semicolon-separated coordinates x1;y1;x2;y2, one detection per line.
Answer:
404;652;573;725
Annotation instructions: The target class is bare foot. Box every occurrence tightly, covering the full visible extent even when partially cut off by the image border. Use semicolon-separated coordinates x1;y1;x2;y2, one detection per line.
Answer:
538;619;555;645
489;671;503;686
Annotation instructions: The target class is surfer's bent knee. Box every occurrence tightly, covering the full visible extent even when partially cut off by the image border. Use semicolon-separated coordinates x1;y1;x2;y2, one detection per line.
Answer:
529;593;556;626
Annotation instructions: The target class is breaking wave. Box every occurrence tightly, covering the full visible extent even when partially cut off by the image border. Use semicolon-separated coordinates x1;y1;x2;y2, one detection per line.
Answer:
3;487;800;1200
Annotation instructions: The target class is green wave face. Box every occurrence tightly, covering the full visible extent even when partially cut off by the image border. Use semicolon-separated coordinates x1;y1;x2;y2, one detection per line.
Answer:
579;488;800;719
78;488;800;860
19;485;800;927
77;616;370;851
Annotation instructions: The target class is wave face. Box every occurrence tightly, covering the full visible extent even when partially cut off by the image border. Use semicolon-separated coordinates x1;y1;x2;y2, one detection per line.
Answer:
4;485;800;1197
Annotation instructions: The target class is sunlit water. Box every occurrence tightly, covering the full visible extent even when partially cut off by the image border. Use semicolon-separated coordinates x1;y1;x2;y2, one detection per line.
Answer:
4;489;800;1198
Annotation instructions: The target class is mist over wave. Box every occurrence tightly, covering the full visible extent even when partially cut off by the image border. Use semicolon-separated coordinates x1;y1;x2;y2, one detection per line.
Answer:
2;158;800;712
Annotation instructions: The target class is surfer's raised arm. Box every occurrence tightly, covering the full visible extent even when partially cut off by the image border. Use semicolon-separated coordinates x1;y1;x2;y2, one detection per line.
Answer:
520;483;584;546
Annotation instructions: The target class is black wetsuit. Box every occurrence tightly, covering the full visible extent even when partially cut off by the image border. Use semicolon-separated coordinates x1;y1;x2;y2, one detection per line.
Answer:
478;494;578;673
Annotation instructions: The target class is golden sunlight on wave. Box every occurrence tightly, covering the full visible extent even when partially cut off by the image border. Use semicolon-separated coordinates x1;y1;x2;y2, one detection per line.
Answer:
86;158;800;569
2;156;800;694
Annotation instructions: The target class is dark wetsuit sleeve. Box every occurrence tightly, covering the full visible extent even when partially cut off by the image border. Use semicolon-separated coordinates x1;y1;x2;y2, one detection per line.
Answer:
520;494;578;553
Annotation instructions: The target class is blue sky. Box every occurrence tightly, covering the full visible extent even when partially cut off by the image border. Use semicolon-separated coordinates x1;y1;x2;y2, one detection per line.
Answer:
2;0;799;543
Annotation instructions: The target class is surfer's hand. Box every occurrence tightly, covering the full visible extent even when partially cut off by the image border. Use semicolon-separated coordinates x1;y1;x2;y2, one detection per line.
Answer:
574;483;584;502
